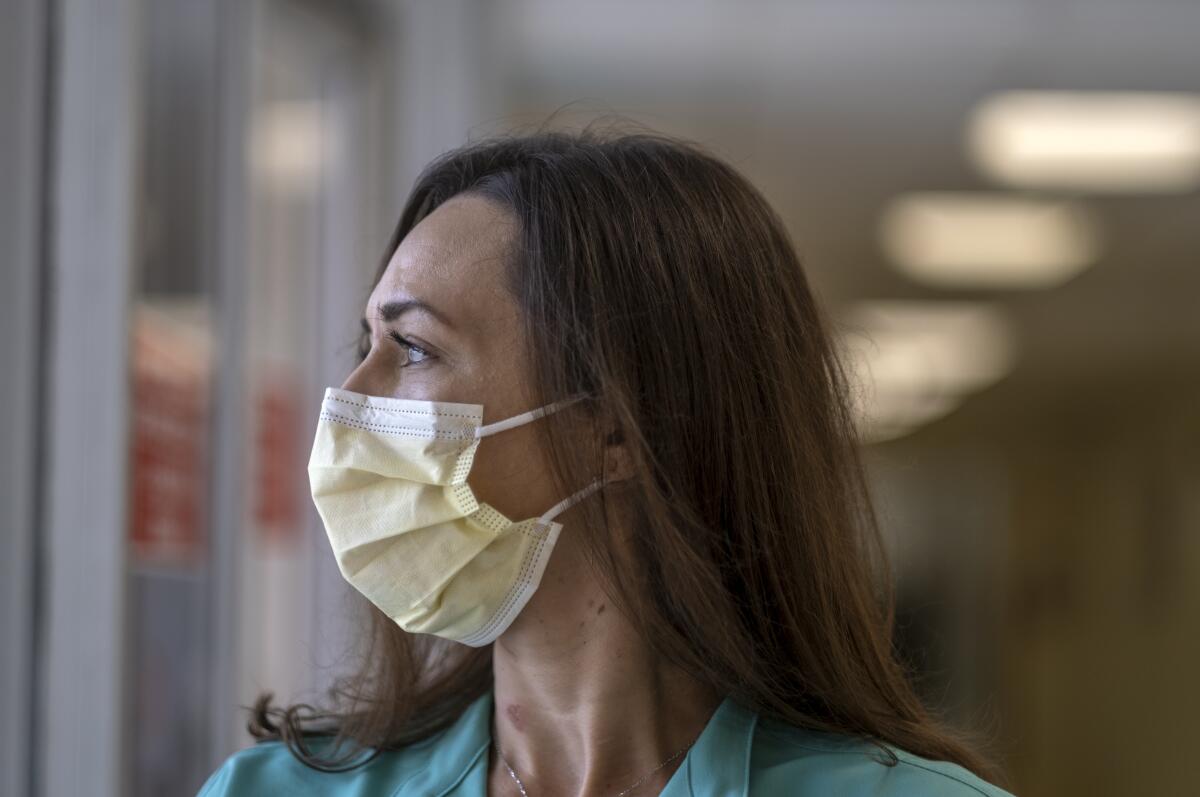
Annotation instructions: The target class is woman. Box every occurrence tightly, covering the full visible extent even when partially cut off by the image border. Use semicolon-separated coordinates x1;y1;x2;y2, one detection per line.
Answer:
200;129;1015;796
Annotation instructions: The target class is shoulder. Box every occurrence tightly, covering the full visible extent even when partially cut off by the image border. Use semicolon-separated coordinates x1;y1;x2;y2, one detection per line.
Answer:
749;718;1016;797
196;736;439;797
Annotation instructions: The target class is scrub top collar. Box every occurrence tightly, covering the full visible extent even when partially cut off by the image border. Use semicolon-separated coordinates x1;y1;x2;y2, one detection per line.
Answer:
414;688;759;797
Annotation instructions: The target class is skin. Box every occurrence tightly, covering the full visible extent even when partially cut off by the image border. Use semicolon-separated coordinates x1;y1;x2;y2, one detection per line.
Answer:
342;194;723;796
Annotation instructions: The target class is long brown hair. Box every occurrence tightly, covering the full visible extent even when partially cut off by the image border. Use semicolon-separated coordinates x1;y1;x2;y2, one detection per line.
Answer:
251;123;1007;787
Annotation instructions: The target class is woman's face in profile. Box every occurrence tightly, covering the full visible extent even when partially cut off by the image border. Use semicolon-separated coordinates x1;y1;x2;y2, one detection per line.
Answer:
342;193;569;526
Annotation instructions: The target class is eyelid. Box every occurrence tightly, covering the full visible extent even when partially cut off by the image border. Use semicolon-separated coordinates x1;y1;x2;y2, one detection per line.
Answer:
357;318;440;366
388;330;436;366
388;329;423;351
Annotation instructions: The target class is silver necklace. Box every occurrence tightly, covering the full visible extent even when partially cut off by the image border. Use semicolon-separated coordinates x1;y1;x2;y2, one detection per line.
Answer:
494;735;697;797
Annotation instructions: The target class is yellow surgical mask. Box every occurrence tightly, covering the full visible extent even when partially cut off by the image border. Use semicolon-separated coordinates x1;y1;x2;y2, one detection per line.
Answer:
307;387;603;646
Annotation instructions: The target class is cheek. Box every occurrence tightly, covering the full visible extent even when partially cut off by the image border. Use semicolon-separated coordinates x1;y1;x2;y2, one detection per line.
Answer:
466;425;562;521
449;319;530;402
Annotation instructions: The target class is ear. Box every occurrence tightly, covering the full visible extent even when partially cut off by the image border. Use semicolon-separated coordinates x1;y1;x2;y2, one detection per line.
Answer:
602;427;636;483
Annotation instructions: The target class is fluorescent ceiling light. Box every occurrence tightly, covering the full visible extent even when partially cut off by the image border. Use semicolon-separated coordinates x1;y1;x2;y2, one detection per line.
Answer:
251;100;325;193
839;301;1015;443
880;192;1101;289
967;90;1200;192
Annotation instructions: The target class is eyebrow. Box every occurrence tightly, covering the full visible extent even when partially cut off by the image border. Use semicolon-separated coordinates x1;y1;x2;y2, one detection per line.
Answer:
369;298;455;330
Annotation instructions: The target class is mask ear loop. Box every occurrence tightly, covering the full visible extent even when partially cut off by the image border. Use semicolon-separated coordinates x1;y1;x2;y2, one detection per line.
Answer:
470;392;607;527
538;477;607;526
473;393;589;439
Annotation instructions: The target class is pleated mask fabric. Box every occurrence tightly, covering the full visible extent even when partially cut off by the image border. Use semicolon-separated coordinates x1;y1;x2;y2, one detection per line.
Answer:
308;387;601;646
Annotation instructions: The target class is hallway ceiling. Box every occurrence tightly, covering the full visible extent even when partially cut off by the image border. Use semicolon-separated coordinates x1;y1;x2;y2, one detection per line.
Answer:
487;0;1200;434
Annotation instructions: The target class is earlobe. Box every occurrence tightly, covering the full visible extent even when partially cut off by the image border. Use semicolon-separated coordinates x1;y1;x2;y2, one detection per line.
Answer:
603;429;636;483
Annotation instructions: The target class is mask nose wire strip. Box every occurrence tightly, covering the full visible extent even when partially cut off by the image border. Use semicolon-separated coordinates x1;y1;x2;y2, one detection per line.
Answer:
472;394;588;439
538;477;607;526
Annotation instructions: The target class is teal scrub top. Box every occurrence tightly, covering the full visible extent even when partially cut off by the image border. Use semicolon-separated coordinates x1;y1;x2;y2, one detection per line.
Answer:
198;688;1015;796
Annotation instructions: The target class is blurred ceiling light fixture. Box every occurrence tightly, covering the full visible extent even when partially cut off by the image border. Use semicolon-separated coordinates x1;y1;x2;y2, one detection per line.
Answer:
967;90;1200;192
879;192;1101;289
839;301;1015;443
250;100;325;193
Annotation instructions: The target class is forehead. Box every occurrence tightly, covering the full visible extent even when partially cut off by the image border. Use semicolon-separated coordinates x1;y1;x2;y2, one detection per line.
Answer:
369;194;520;336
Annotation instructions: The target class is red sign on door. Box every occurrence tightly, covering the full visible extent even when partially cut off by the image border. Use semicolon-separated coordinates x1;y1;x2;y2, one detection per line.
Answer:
254;376;304;542
128;302;211;567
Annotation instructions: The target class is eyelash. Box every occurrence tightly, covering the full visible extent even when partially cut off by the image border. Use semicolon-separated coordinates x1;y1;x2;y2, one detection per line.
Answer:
357;330;432;366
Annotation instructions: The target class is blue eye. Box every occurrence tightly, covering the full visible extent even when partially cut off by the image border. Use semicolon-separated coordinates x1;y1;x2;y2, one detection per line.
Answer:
388;331;432;366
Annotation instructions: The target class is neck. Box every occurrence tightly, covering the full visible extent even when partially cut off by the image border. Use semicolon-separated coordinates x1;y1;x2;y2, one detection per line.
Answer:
487;518;722;796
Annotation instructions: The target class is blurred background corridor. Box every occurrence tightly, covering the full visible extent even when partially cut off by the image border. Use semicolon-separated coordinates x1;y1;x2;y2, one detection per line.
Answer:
2;1;1198;795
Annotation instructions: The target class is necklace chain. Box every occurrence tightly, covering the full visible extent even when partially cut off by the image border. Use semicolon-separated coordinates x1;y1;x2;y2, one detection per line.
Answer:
495;734;698;797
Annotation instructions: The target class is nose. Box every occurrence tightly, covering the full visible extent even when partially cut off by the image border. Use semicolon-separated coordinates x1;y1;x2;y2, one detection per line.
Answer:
341;355;392;397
